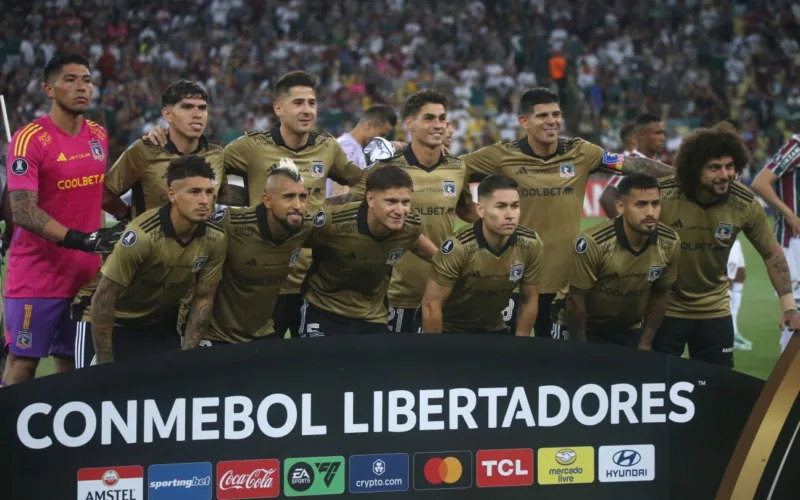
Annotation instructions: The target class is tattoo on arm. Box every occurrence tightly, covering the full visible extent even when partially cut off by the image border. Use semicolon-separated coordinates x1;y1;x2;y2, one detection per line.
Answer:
217;184;249;206
620;157;674;178
10;190;52;235
183;282;219;349
90;278;123;364
766;251;793;296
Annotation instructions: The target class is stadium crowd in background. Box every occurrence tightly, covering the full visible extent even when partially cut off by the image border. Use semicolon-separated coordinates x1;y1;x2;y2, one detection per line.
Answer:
1;0;800;176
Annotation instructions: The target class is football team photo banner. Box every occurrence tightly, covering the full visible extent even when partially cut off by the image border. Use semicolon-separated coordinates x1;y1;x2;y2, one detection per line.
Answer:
0;335;789;499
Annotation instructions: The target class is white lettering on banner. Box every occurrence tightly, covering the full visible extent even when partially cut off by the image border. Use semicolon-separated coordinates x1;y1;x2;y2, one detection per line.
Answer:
143;399;185;443
224;396;254;439
193;397;219;440
15;383;696;449
101;401;137;445
219;468;276;491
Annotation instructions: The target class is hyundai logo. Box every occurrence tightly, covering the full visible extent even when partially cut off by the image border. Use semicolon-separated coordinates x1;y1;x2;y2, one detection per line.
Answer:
612;450;642;467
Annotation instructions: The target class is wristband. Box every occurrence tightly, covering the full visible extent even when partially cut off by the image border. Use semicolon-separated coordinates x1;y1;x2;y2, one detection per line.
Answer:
59;229;88;250
779;293;797;312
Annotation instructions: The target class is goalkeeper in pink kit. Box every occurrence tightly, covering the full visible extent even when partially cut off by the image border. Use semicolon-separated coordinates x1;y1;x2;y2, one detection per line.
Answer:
1;54;124;386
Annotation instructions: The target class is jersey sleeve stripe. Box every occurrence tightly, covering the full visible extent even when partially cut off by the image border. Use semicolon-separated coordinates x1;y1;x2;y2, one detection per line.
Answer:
594;232;617;245
588;225;615;240
14;124;42;157
330;208;360;220
729;183;755;202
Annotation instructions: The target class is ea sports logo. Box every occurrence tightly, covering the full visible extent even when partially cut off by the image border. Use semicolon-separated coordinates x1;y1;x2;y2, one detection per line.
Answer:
423;456;463;485
102;469;119;487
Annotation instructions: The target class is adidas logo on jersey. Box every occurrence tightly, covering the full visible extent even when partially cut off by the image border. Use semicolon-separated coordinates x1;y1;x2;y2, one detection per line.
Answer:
57;153;67;162
344;252;357;261
671;219;684;228
516;167;530;175
245;258;257;266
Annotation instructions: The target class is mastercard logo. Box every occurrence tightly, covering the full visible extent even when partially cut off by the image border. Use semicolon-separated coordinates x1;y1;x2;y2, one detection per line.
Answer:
423;456;463;485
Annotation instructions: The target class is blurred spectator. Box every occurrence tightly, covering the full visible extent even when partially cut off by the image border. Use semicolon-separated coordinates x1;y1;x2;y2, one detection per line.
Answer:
0;0;797;173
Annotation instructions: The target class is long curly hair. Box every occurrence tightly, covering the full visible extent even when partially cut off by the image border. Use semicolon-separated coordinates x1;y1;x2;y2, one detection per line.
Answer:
673;127;750;202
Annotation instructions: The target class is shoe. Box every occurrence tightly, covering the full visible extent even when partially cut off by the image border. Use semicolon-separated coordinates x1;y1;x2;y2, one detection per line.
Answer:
734;331;753;351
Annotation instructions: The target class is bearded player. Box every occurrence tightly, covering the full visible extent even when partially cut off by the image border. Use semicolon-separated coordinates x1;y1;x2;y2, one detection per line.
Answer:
2;54;121;385
654;128;793;366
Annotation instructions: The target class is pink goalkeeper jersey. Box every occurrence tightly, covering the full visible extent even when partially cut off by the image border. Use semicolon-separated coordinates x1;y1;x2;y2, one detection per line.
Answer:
5;115;107;298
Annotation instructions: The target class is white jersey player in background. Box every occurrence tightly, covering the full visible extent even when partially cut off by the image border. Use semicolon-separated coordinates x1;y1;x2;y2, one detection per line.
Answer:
752;133;800;352
726;239;752;351
327;105;397;196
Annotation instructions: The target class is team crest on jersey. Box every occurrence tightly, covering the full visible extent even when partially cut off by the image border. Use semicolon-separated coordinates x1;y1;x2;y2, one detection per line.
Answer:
89;140;105;161
16;331;32;349
387;247;404;265
575;237;588;254
11;158;28;175
192;255;208;274
443;180;457;198
210;208;226;223
715;222;733;240
313;210;327;227
559;163;575;179
648;265;664;282
311;160;324;178
441;238;455;254
509;263;524;282
120;230;137;247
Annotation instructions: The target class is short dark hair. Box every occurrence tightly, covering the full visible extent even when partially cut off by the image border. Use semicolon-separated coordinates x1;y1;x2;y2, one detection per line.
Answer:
674;128;750;201
44;53;91;83
617;173;660;196
519;87;559;116
478;175;519;199
162;80;209;107
274;71;316;99
166;155;216;187
403;89;448;119
362;105;398;127
365;165;413;193
635;113;662;128
620;123;636;145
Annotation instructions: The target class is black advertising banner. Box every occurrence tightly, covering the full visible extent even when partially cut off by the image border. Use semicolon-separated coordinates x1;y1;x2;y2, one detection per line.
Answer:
0;335;777;499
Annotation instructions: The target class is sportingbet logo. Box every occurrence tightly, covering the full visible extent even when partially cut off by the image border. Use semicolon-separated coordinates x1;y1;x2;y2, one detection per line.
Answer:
476;449;534;488
217;459;280;499
148;462;212;499
284;456;344;496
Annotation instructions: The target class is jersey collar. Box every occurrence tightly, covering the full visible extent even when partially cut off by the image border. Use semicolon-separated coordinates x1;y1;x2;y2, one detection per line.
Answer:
517;136;565;161
614;216;657;256
404;144;446;172
165;135;209;156
473;219;518;257
356;202;392;242
159;202;207;247
271;124;316;152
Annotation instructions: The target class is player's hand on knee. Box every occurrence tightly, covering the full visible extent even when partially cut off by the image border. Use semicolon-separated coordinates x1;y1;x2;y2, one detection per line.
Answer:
142;126;169;146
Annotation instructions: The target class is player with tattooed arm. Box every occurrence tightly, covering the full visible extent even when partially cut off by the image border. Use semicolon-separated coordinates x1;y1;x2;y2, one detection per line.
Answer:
89;156;226;363
1;54;122;385
653;128;794;367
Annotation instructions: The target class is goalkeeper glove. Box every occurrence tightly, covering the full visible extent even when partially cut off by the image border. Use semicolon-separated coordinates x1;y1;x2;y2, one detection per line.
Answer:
363;137;396;167
59;220;129;254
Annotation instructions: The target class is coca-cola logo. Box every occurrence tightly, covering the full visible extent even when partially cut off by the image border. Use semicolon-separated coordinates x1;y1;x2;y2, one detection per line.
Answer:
217;459;280;499
220;468;276;490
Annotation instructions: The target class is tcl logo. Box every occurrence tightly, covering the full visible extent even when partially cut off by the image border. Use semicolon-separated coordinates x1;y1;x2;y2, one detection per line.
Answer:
476;449;534;488
217;459;280;499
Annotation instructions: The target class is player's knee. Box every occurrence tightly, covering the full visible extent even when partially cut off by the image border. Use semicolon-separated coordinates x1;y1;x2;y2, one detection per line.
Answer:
5;355;39;381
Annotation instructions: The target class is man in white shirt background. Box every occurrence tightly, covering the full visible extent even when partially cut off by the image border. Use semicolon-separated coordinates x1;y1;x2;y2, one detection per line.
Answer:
327;104;397;196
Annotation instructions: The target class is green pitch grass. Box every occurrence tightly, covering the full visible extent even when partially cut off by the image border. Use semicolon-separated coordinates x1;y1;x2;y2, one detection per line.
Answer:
27;218;781;380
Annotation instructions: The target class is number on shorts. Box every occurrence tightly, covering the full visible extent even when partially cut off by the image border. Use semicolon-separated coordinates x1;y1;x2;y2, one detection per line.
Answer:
387;307;404;332
502;298;515;322
306;323;320;334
